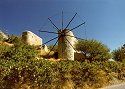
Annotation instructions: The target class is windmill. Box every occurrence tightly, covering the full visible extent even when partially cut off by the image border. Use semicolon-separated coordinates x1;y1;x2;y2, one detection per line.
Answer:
39;11;86;60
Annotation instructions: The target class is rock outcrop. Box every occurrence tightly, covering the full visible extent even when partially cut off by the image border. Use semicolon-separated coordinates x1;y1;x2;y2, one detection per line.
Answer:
0;30;8;39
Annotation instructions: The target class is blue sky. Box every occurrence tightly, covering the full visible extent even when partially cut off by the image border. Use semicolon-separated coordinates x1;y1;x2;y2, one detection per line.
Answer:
0;0;125;51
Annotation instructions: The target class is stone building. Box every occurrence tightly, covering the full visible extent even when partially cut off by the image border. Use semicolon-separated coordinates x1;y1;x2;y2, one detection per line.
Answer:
22;31;42;46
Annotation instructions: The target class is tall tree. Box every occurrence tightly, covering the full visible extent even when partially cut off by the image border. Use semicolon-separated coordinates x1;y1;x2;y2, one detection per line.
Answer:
75;39;111;61
112;44;125;62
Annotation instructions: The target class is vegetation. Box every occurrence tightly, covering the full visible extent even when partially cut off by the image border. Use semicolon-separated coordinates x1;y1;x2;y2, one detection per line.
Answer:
1;56;125;89
1;35;125;89
75;39;111;62
48;45;58;52
0;34;4;41
112;48;121;61
112;44;125;62
0;44;38;61
4;35;23;45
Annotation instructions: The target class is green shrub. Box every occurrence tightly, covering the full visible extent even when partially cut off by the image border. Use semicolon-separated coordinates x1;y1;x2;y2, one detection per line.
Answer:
0;43;125;89
4;35;23;46
1;60;117;89
75;39;111;62
0;44;37;61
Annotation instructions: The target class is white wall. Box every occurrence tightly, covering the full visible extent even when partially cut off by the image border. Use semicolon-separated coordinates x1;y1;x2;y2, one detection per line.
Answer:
22;31;42;46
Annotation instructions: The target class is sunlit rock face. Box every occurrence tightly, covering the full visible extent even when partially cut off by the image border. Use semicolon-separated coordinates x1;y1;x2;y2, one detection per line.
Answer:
58;29;77;60
22;31;42;46
0;30;8;39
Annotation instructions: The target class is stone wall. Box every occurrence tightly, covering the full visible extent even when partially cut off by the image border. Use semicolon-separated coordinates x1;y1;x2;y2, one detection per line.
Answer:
22;31;42;46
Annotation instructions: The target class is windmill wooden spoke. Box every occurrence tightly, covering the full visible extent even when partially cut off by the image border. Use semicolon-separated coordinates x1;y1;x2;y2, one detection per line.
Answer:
39;30;58;34
64;13;77;30
43;36;58;45
47;35;61;57
67;22;85;33
48;18;60;31
65;38;77;52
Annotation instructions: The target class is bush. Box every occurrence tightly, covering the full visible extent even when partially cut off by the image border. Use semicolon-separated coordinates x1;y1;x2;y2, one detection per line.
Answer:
0;44;38;61
4;35;23;46
112;48;121;61
75;39;111;62
1;59;119;89
0;43;125;89
112;44;125;62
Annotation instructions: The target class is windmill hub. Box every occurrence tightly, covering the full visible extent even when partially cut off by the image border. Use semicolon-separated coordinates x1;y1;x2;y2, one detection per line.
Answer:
59;29;69;37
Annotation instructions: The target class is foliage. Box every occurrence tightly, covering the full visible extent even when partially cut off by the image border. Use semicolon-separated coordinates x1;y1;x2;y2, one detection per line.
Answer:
112;44;125;62
0;34;4;41
1;55;125;89
0;44;9;60
1;37;125;89
112;48;122;61
48;45;58;52
0;43;38;61
4;35;23;46
75;39;111;62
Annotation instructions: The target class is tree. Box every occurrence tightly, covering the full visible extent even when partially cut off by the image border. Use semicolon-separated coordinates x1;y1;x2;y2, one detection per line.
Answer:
112;44;125;62
112;48;121;61
75;39;111;61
